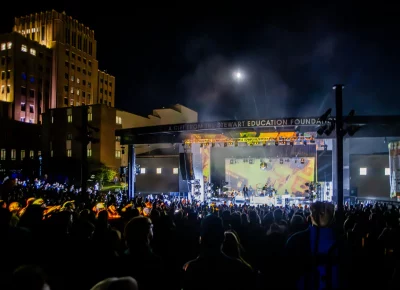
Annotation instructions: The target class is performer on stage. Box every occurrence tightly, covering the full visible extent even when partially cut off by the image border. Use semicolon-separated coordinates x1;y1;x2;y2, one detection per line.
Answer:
243;185;249;199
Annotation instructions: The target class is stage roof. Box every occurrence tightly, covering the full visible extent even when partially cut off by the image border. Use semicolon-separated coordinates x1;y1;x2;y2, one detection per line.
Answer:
116;115;400;145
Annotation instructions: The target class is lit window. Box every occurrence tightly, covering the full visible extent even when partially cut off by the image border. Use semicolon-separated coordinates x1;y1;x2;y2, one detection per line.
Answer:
156;168;162;174
87;149;92;157
30;48;36;56
173;168;179;174
51;116;54;123
385;168;390;176
140;168;146;174
70;87;74;94
29;150;34;158
7;42;12;49
11;149;16;160
360;168;367;176
116;116;122;124
77;78;80;84
67;149;72;157
71;76;74;81
50;150;54;157
21;45;27;52
76;89;80;96
88;113;92;121
1;85;4;94
67;115;72;123
0;149;5;160
29;119;33;123
21;150;25;160
1;43;5;51
115;150;121;159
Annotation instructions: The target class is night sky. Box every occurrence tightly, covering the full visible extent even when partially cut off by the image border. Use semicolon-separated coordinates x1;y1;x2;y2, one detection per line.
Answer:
2;3;400;121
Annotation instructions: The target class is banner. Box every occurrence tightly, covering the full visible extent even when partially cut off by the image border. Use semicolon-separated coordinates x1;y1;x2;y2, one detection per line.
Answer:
389;141;400;198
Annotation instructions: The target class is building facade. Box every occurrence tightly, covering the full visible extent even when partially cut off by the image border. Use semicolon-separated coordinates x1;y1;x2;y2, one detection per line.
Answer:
0;32;53;124
41;104;197;180
0;10;117;125
0;117;42;178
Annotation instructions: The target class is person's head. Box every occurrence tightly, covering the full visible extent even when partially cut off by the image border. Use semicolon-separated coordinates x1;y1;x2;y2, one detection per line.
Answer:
90;277;138;290
310;202;335;227
273;208;283;222
222;230;241;259
124;216;153;248
12;265;50;290
200;215;224;250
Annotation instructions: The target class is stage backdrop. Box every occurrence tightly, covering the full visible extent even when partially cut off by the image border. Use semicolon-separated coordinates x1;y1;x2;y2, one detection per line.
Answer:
225;157;315;196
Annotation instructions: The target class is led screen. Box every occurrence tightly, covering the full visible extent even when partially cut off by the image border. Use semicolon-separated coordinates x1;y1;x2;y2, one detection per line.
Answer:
225;157;315;196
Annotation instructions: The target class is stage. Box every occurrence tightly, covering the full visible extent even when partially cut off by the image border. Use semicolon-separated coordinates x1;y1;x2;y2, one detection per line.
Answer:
207;194;309;207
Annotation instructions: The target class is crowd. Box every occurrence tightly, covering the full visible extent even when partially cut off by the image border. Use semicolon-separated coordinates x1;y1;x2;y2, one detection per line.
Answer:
0;178;399;290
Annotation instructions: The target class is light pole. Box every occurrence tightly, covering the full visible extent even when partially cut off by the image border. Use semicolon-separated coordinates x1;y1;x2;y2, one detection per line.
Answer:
333;84;344;212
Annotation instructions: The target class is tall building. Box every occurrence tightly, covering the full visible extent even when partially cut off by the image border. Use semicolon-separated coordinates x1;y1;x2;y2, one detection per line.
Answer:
41;104;198;179
0;10;116;124
0;32;53;123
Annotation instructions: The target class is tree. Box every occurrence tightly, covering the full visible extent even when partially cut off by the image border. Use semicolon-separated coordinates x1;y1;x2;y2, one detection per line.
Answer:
93;166;118;184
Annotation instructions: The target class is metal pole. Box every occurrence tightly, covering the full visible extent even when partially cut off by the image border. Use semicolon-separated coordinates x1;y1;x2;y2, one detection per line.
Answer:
128;144;135;200
334;84;344;212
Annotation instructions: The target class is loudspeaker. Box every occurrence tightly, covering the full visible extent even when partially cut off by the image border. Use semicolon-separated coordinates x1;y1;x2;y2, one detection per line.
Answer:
179;153;194;180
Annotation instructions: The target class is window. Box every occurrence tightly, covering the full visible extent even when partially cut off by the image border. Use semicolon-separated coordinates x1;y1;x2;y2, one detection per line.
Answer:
116;116;122;124
0;149;5;160
51;116;54;123
11;149;16;160
29;119;33;123
7;42;12;49
140;168;146;174
115;150;121;159
29;105;34;113
30;48;36;56
87;149;92;157
1;43;5;51
67;133;72;140
88;113;92;121
67;149;72;157
21;150;25;160
6;85;10;93
360;168;367;176
173;168;179;174
21;45;27;52
156;168;162;174
29;150;34;158
50;150;53;157
77;78;80;84
21;103;26;111
29;89;35;98
385;168;390;176
115;136;121;142
67;115;73;123
20;117;25;122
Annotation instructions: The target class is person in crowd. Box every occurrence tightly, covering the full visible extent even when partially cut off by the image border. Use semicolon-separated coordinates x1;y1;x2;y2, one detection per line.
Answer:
286;201;351;290
182;215;255;290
